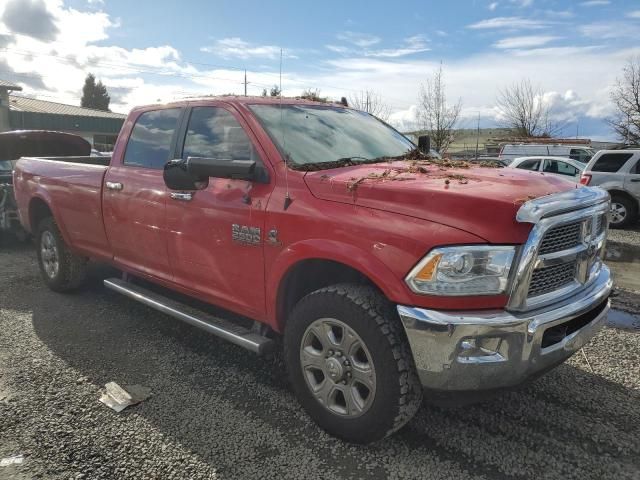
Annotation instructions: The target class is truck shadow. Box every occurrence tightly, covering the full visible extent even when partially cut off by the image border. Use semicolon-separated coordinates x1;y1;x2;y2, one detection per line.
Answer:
3;260;638;479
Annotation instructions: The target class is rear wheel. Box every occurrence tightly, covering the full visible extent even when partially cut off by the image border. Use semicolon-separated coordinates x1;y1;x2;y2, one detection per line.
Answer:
609;195;637;229
284;284;422;444
36;217;88;292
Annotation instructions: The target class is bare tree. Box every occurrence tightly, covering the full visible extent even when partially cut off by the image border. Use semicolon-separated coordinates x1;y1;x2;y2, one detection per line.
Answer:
609;56;640;144
349;90;391;122
495;79;560;137
300;88;324;102
418;65;462;153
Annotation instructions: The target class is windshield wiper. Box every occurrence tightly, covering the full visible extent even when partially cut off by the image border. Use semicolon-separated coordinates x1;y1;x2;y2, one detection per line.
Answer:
292;156;390;172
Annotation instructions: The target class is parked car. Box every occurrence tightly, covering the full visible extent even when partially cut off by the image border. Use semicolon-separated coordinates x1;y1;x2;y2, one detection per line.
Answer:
499;144;595;163
13;97;612;443
580;149;640;228
0;130;91;240
508;156;585;182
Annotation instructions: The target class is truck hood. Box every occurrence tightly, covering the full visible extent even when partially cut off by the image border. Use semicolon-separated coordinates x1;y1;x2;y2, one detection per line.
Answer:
304;161;579;244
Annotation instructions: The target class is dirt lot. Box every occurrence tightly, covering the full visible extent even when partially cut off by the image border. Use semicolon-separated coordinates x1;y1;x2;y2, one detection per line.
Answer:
0;240;639;480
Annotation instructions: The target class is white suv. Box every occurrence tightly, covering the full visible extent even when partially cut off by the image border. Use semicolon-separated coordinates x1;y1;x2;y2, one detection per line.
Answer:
581;149;640;228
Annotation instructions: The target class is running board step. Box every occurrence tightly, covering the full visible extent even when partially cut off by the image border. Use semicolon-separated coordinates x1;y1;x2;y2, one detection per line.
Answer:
104;278;274;355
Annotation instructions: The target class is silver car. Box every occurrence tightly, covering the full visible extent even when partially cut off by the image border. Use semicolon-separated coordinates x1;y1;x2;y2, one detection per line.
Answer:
508;156;585;182
581;149;640;228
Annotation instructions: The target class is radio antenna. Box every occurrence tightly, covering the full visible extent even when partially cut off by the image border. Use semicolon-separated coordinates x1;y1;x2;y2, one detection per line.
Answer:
280;47;292;210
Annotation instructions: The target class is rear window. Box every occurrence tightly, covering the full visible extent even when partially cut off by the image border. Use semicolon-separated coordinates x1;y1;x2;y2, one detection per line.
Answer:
123;108;181;169
591;153;633;173
516;159;541;171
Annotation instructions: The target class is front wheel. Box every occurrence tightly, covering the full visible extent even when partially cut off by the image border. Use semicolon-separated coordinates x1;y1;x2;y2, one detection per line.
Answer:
609;195;638;229
284;284;422;444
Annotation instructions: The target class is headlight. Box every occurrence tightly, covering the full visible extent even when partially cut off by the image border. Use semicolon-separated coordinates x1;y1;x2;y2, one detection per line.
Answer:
405;246;516;296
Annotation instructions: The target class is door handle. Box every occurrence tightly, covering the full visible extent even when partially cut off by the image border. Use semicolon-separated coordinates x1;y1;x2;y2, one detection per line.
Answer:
630;178;640;183
170;192;193;201
105;181;123;191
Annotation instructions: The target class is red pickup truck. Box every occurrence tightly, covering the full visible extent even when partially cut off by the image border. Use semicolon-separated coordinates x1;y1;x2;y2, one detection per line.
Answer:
13;97;612;443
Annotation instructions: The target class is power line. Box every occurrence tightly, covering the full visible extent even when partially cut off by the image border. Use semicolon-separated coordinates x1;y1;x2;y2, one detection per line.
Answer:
0;46;416;110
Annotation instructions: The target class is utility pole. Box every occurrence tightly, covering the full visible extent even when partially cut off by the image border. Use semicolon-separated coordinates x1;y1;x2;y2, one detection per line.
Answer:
475;112;480;161
244;70;247;96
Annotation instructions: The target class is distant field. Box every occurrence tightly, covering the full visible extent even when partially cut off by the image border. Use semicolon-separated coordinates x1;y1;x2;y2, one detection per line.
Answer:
404;128;516;154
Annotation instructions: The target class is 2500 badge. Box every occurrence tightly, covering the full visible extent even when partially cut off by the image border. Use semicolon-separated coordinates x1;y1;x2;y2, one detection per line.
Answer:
232;224;261;246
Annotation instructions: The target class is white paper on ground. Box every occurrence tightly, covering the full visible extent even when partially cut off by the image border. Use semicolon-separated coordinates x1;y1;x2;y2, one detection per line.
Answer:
0;455;24;466
99;382;151;412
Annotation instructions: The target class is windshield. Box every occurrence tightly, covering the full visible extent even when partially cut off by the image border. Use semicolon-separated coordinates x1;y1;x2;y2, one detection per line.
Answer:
249;104;414;168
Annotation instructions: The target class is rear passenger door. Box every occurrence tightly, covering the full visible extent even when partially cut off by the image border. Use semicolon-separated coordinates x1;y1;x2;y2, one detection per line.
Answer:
543;159;580;179
103;107;183;281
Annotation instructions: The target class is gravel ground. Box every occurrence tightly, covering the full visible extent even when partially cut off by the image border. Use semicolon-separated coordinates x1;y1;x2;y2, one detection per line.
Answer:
1;240;639;480
607;223;640;248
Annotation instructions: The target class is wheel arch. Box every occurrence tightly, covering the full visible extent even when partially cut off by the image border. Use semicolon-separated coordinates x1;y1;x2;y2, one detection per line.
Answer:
268;239;412;332
608;189;639;208
28;195;72;245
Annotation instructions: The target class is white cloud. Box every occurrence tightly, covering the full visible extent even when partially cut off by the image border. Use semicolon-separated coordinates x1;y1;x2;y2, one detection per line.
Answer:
580;0;610;6
511;0;533;7
467;16;550;30
326;34;429;58
493;35;561;49
200;37;294;60
488;2;499;11
627;10;640;19
336;31;380;47
365;34;429;58
580;21;637;39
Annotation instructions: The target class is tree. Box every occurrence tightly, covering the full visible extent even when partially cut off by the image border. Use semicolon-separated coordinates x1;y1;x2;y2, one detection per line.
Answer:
300;88;325;102
269;85;281;97
349;90;391;122
261;88;268;97
81;73;110;111
609;56;640;144
495;79;559;137
417;65;462;153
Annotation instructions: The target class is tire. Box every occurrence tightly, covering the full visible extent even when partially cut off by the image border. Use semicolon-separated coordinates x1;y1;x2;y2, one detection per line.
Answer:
36;217;88;292
284;284;422;444
609;194;637;229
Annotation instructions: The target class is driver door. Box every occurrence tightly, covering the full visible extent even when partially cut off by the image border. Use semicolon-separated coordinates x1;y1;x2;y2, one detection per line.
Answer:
165;105;273;319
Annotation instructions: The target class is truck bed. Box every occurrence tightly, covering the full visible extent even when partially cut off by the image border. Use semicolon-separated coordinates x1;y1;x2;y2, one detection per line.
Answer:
14;156;112;259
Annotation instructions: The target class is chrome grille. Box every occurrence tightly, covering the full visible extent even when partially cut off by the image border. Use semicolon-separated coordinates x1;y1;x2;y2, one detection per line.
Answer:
595;213;606;236
528;262;576;297
538;221;582;255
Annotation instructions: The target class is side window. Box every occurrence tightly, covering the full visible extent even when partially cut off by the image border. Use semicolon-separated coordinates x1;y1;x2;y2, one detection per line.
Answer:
182;107;256;162
123;108;181;169
517;159;541;171
634;158;640;174
592;153;633;173
544;159;578;176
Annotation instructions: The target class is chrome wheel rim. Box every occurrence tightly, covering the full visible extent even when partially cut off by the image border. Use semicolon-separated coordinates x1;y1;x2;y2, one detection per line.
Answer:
300;318;376;418
40;231;59;279
611;202;627;224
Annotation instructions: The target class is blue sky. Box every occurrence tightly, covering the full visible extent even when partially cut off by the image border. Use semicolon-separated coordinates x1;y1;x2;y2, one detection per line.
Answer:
1;0;640;139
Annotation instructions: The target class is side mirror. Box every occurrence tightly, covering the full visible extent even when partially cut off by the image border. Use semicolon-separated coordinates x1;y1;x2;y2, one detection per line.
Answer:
163;157;256;190
418;135;431;154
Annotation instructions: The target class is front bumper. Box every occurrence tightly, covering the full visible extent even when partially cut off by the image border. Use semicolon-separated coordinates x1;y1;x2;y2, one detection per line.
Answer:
397;264;612;391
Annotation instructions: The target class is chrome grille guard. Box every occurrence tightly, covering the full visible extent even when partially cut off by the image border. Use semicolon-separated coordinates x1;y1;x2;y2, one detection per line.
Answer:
508;187;611;312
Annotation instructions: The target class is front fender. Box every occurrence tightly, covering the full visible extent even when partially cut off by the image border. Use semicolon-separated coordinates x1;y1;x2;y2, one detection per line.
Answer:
265;238;413;327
